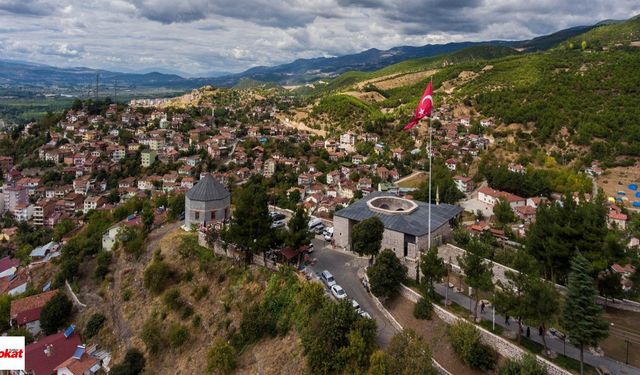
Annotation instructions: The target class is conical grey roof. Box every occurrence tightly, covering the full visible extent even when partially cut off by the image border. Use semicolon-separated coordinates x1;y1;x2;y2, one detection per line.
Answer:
186;174;230;202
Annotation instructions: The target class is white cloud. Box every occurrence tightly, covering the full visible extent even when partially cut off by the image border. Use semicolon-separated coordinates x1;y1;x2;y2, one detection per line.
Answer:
0;0;638;75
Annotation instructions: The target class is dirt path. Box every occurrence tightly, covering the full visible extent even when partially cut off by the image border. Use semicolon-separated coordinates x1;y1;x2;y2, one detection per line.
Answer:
387;295;486;375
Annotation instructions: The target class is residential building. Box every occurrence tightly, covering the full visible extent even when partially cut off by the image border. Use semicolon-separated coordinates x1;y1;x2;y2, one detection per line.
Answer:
141;150;157;168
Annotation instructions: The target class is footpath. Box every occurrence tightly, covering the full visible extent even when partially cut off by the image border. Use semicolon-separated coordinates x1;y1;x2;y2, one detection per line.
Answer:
433;282;640;375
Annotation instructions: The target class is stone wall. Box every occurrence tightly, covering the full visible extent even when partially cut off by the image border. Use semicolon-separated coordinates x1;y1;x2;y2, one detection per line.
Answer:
333;215;351;249
399;285;571;375
440;243;640;312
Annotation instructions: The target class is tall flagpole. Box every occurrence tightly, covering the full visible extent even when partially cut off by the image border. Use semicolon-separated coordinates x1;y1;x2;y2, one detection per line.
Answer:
427;77;433;253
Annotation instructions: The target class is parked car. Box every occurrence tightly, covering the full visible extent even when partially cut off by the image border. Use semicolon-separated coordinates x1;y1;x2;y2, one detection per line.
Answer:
308;217;323;229
271;213;286;221
320;270;337;287
351;299;360;311
359;310;372;319
331;285;347;300
323;227;334;241
312;224;325;234
270;220;286;229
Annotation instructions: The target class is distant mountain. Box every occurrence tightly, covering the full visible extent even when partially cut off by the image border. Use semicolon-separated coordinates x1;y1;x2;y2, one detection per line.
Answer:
0;19;610;90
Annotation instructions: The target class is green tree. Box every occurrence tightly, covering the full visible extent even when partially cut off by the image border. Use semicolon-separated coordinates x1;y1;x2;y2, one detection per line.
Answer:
52;219;76;242
419;247;446;298
223;177;274;264
597;270;624;302
560;254;609;375
367;350;388;375
458;249;494;321
109;348;145;375
351;217;384;258
40;292;73;335
85;313;106;338
521;278;560;354
0;294;11;332
494;199;516;225
301;299;375;374
367;249;407;299
286;206;312;251
385;329;436;375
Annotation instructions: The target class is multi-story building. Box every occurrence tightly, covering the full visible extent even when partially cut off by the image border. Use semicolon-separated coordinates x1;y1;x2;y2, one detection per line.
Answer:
141;150;157;168
3;184;28;213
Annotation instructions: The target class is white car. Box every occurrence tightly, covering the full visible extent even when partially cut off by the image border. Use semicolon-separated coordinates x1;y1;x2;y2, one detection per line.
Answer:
331;285;347;300
351;299;360;311
359;310;372;319
270;220;286;229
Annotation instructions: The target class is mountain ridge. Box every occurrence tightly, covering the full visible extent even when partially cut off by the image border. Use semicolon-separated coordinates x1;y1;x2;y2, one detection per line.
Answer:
0;19;612;91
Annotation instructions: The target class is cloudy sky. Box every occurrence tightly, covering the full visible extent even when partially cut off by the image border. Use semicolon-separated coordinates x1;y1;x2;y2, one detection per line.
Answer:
0;0;638;76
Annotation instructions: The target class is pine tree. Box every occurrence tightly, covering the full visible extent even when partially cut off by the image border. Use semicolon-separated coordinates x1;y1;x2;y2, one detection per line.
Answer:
419;247;446;299
560;253;609;375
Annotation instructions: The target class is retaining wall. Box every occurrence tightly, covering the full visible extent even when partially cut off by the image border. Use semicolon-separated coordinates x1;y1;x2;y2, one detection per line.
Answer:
400;284;571;375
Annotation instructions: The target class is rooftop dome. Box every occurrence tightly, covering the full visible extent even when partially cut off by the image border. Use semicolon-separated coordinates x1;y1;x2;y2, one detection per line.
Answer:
367;196;418;215
186;174;230;202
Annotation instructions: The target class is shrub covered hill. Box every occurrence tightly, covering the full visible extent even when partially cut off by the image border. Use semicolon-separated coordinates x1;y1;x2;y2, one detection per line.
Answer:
302;15;640;165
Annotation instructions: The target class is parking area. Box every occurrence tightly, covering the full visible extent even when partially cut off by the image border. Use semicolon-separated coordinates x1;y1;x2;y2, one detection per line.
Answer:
306;236;397;347
459;195;494;217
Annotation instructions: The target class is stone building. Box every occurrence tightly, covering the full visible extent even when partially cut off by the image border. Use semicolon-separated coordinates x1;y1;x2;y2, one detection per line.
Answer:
334;192;462;263
185;174;231;228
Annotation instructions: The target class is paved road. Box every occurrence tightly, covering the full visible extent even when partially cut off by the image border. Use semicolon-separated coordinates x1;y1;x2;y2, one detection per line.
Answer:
307;236;397;347
433;283;640;375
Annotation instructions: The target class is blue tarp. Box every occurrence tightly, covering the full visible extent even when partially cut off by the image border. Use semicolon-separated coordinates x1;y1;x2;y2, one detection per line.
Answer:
629;184;638;191
636;192;640;198
633;202;640;208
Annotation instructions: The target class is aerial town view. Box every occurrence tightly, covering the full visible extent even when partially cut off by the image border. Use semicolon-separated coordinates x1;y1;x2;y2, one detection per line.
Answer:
0;1;639;374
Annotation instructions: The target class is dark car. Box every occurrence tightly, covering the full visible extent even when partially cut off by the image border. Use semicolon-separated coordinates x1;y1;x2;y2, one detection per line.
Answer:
271;213;286;221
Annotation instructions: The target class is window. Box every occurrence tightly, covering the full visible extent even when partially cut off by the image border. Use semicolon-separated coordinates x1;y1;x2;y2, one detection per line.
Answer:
195;211;200;220
211;211;215;220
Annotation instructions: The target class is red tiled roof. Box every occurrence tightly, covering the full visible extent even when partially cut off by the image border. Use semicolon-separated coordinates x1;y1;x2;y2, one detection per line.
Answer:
0;256;19;273
25;332;82;375
608;212;628;221
11;291;57;324
55;352;98;375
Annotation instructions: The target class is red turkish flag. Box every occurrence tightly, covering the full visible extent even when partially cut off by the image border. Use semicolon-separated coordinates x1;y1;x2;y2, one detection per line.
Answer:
403;81;433;131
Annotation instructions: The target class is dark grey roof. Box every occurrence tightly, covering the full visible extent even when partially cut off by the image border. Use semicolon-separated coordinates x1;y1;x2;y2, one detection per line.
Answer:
335;191;462;237
186;174;230;202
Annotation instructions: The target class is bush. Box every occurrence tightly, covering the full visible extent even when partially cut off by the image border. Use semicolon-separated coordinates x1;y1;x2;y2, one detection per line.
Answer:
413;297;432;320
109;348;146;375
191;285;209;301
207;337;237;374
499;354;547;375
238;304;276;346
85;313;106;338
122;289;132;301
94;251;112;280
448;321;496;370
40;292;73;335
143;260;176;295
181;305;194;319
140;318;164;355
162;288;182;311
167;323;190;348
